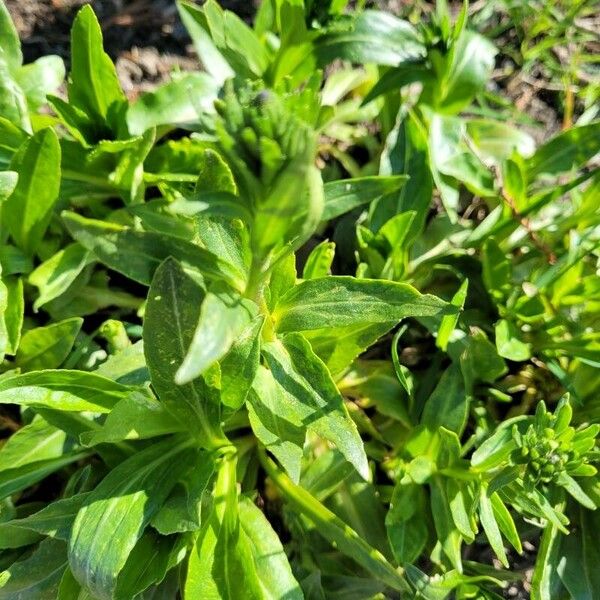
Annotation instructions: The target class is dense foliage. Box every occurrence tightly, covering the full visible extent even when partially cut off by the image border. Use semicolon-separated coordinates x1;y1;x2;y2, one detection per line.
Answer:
0;0;599;598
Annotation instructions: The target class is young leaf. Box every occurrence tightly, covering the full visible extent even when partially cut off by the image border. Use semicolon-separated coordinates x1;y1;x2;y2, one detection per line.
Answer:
239;498;304;600
3;128;61;255
62;211;244;290
247;366;305;482
321;176;408;221
15;317;82;372
303;241;335;280
29;244;92;311
479;486;509;568
144;258;226;447
68;437;196;600
68;5;125;129
175;284;257;385
262;333;368;479
0;538;68;599
273;276;454;332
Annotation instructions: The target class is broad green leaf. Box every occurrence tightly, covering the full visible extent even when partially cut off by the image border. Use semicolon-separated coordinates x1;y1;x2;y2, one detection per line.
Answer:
0;452;88;500
195;0;268;79
375;110;433;234
176;285;257;384
315;11;423;67
0;170;17;199
68;437;195;600
479;486;509;568
466;119;534;162
247;366;305;482
79;391;184;446
436;279;467;351
144;258;226;447
495;319;531;362
0;274;23;356
68;5;125;129
421;363;468;435
127;72;219;135
185;452;264;600
322;176;407;221
262;333;368;479
14;317;82;372
62;211;244;290
114;532;187;600
0;538;67;599
490;493;522;554
526;121;600;178
0;493;89;546
14;55;64;111
3;128;61;255
0;415;70;472
0;369;128;413
176;1;234;84
150;457;214;535
0;61;29;130
386;483;428;564
273;276;453;332
0;2;22;71
303;241;335;280
29;244;92;311
431;32;496;114
556;505;600;600
304;322;394;377
239;498;304;600
219;316;264;409
430;476;462;570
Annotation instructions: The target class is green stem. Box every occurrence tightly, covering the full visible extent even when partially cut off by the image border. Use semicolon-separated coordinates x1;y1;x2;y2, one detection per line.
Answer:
258;447;411;595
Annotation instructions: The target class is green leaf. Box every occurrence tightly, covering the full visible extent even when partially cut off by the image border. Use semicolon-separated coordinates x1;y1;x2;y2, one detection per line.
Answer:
321;176;408;221
29;244;92;311
386;483;428;564
0;415;70;472
556;505;600;600
0;1;22;71
68;5;125;129
184;452;264;600
144;258;226;447
273;276;454;332
176;1;234;84
430;475;462;570
62;211;244;290
490;493;522;555
315;11;423;67
495;319;531;362
0;493;89;546
303;241;335;280
421;363;468;435
0;274;23;356
436;279;467;351
304;322;394;377
0;538;67;599
68;437;195;600
247;366;305;482
150;457;214;535
3;128;61;255
176;285;257;385
239;498;304;600
526;121;600;178
79;391;184;446
466;119;534;162
114;532;187;600
479;486;509;568
0;452;88;500
13;317;82;372
262;333;368;479
0;369;128;413
219;316;264;409
14;55;64;110
127;72;219;135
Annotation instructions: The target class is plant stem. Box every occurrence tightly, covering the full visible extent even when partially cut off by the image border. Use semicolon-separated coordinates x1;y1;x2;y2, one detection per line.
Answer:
257;447;411;595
